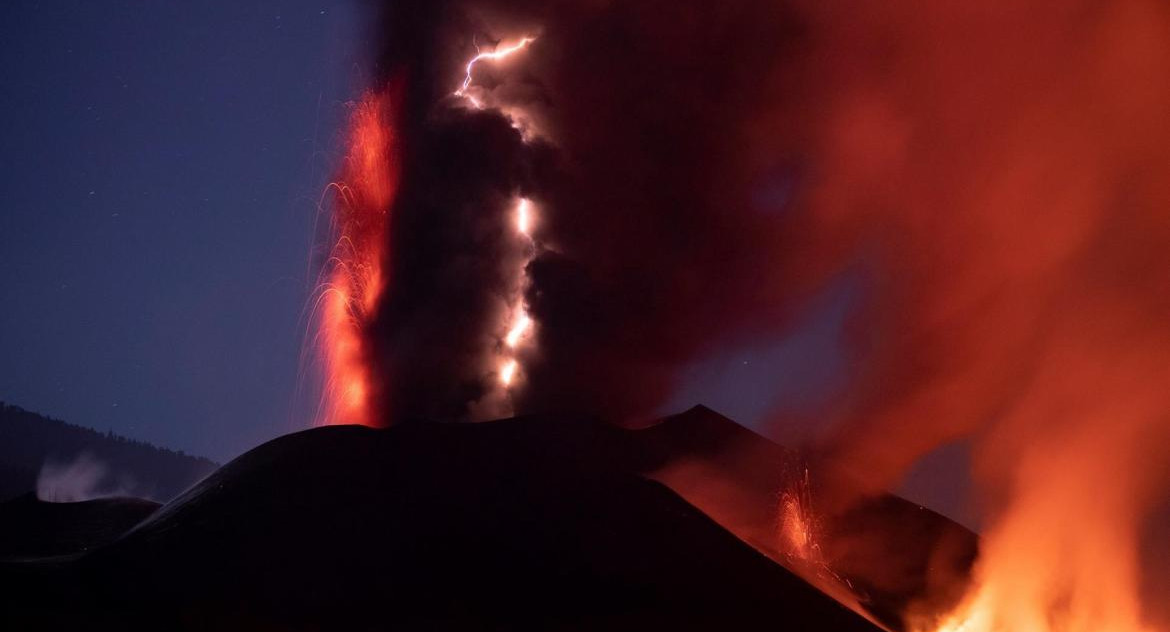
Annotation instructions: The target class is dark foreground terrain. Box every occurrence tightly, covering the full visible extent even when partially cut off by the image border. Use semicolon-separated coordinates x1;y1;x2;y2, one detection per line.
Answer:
0;408;974;631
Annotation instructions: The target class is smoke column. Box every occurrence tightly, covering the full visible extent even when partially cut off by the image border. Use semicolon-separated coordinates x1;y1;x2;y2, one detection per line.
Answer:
337;1;1170;629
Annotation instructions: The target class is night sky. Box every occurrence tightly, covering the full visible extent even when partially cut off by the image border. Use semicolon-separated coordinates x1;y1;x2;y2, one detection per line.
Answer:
0;0;967;524
0;1;369;460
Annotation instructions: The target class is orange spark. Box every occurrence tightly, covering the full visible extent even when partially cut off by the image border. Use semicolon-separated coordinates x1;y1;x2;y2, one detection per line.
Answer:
777;468;823;564
779;495;816;559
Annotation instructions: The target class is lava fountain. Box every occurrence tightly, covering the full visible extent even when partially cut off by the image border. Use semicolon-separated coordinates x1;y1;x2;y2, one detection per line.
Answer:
315;85;401;426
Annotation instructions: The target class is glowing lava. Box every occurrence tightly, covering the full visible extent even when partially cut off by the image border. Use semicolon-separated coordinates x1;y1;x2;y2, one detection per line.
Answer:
315;85;400;426
922;442;1159;632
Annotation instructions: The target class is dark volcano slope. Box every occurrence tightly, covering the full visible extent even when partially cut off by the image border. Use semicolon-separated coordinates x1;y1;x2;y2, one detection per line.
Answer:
2;416;880;632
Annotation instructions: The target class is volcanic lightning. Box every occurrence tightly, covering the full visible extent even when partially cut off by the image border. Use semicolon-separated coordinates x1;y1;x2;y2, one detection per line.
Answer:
495;196;537;391
515;197;532;236
505;313;531;349
450;36;541;409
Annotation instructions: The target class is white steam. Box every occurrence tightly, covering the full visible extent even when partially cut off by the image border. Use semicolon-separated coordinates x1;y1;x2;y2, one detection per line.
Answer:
36;452;139;503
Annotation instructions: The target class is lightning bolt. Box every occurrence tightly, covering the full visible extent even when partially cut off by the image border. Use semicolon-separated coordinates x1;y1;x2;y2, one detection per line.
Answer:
498;197;536;388
449;34;542;407
454;36;536;109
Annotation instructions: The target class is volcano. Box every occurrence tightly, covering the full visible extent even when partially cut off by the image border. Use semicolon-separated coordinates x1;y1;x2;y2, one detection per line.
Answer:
0;407;974;631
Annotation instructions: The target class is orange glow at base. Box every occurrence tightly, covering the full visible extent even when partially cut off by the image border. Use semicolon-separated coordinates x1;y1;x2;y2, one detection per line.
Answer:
779;495;817;560
316;84;400;427
922;444;1158;632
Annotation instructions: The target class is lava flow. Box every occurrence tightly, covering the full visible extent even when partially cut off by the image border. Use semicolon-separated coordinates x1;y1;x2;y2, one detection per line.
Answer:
315;85;400;426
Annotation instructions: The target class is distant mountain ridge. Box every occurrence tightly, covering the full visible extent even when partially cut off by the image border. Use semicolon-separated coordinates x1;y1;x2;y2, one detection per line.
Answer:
0;402;218;502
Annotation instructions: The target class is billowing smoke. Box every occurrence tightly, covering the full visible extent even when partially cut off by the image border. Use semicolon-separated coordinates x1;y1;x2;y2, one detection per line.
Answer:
349;1;1170;628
